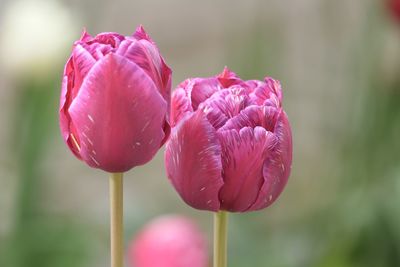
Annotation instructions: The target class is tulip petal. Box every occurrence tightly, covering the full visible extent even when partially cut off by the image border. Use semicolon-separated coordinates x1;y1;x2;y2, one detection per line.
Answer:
249;78;282;107
198;88;250;129
118;39;171;103
217;67;243;88
249;111;292;211
218;127;277;212
190;78;220;110
71;44;96;97
219;105;279;132
68;53;167;172
133;25;154;43
171;87;193;127
165;111;223;211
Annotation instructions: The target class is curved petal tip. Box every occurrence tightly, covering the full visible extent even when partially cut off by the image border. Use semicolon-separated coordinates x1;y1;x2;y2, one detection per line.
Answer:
133;25;154;43
217;67;241;88
79;28;92;42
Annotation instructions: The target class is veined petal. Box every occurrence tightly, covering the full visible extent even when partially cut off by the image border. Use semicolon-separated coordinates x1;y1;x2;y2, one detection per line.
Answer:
249;111;292;211
220;105;279;132
198;88;250;129
71;44;96;98
132;25;154;43
165;111;223;211
79;29;92;42
68;53;167;172
217;67;243;88
190;78;220;110
59;57;82;159
118;39;171;103
171;88;193;127
248;78;282;107
218;127;277;212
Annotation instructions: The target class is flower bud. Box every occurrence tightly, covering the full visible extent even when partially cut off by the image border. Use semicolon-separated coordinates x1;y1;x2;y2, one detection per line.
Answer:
60;26;171;172
128;215;209;267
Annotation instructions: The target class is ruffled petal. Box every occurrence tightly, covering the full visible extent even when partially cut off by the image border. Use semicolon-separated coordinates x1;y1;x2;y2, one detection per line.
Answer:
218;127;277;212
171;87;193;127
190;78;220;110
219;105;279;132
165;111;223;211
68;53;167;172
247;78;282;107
198;88;250;129
216;67;244;88
248;111;292;211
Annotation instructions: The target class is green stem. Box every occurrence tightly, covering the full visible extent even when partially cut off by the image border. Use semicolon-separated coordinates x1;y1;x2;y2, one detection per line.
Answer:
214;211;228;267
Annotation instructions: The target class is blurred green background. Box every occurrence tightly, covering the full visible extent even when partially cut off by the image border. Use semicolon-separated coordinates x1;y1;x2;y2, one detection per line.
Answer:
0;0;399;266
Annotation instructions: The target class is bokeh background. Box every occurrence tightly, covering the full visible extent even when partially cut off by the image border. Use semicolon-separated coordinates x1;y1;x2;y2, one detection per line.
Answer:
0;0;399;266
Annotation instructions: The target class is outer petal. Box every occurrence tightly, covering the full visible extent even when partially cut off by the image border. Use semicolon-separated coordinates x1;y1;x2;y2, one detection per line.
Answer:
71;44;96;98
218;127;277;212
170;88;193;127
59;57;82;159
117;39;171;104
68;53;167;172
165;111;223;211
249;111;292;211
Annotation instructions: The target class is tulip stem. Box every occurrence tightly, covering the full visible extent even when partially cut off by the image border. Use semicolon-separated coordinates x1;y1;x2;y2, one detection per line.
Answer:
110;172;124;267
214;211;228;267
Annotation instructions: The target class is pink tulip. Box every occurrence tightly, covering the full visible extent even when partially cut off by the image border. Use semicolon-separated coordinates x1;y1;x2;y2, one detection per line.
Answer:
388;0;400;22
128;215;209;267
59;26;171;172
165;67;292;212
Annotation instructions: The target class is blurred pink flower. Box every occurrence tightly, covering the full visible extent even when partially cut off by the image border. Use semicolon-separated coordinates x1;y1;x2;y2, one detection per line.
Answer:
129;215;209;267
59;26;171;172
165;67;292;212
388;0;400;22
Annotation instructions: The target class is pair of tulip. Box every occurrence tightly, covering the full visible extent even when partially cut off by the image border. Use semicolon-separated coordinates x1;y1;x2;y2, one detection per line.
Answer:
59;26;292;267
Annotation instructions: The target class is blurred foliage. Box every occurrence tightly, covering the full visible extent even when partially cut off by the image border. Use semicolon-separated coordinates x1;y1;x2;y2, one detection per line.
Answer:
0;78;94;267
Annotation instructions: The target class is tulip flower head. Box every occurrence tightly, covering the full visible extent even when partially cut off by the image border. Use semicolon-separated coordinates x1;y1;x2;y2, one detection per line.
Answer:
165;68;292;212
60;26;171;172
129;215;209;267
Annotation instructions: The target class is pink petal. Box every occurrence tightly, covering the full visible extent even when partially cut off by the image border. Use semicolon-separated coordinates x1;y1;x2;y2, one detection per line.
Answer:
129;215;208;267
68;53;167;172
71;44;96;98
197;88;250;129
59;57;82;159
91;32;125;48
219;105;279;132
190;78;220;110
170;88;193;127
217;67;243;88
118;39;171;103
248;78;282;107
79;29;92;42
249;111;292;211
218;127;277;212
165;111;223;211
133;25;154;43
